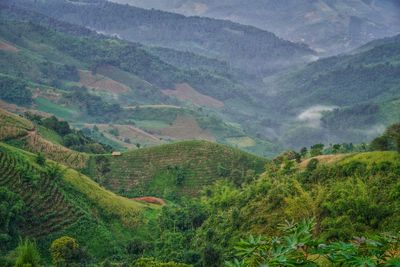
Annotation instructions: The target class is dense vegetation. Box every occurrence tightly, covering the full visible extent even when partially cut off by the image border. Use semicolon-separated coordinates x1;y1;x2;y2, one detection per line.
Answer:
0;2;399;266
0;75;32;105
11;0;314;76
1;110;399;266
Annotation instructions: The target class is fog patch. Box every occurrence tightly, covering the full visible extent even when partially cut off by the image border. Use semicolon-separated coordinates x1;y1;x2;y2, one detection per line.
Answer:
298;105;337;128
363;124;386;138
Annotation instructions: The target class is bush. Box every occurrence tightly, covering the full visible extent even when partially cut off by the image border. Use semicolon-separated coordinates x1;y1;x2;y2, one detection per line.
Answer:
36;153;46;166
14;239;41;267
306;158;319;172
50;236;83;266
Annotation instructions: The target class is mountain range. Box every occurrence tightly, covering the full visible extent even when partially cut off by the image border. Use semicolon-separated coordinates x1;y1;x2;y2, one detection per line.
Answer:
112;0;400;55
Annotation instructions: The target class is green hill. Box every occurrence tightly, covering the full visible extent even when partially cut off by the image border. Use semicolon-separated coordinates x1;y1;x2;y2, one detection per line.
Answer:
0;142;154;261
85;140;267;198
261;34;400;148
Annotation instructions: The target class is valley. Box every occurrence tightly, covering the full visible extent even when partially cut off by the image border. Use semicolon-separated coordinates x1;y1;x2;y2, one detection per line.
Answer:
0;0;399;266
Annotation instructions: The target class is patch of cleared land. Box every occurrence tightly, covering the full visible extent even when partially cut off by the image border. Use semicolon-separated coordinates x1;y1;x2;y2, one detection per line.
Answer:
84;123;163;148
299;154;349;169
0;40;18;52
79;70;130;93
226;136;256;148
162;83;224;108
161;115;215;141
124;105;181;109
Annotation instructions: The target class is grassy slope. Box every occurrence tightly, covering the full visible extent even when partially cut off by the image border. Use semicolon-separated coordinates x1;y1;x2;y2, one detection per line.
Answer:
299;151;400;170
86;140;267;198
0;142;155;260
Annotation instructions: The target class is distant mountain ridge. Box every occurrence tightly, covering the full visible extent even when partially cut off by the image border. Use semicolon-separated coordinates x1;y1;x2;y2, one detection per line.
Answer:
112;0;400;55
10;0;315;76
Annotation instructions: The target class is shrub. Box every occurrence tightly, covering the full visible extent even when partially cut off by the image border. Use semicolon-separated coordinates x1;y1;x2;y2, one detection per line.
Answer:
36;153;46;166
14;239;41;267
50;236;83;266
306;158;319;172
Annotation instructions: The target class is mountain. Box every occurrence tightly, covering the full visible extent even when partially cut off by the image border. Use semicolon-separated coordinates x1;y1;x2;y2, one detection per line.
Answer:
261;33;400;148
0;110;156;259
113;0;400;55
0;5;283;157
9;0;316;76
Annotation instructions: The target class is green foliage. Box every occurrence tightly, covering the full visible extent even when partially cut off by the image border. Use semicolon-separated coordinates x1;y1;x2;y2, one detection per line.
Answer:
27;113;112;153
0;187;25;252
133;257;191;267
0;75;31;106
310;144;324;157
50;236;85;266
227;219;400;267
66;88;122;118
14;239;41;267
371;123;400;152
35;153;46;166
306;158;319;172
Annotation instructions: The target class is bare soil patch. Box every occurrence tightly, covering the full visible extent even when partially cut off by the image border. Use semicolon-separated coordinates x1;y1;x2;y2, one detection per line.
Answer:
161;115;215;141
79;70;129;93
162;83;224;108
0;41;18;52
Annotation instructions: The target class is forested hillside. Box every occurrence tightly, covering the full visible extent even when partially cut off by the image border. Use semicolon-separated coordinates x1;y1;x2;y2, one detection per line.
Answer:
114;0;400;55
262;34;400;148
0;2;399;265
9;0;315;75
0;4;282;156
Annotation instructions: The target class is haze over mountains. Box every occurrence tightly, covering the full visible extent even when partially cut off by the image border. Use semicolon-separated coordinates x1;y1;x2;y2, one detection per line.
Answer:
111;0;400;55
1;1;400;266
2;0;400;154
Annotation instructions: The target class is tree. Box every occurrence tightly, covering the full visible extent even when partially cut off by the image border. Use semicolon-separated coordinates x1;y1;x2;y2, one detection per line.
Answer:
36;153;46;166
14;239;41;267
0;187;25;252
0;76;32;105
50;236;86;266
386;123;400;152
202;245;221;267
300;147;308;158
310;144;324;157
371;136;391;151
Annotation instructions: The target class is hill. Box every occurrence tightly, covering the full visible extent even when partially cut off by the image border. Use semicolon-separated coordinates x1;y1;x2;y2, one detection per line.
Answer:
115;0;400;55
11;0;315;76
261;34;400;148
0;142;155;261
190;149;400;263
0;108;268;198
0;6;282;156
85;140;267;198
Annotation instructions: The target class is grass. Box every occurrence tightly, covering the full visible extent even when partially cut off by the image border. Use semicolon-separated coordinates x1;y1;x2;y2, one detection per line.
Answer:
299;151;400;170
134;120;171;131
225;136;256;148
37;125;63;145
338;151;400;165
34;97;79;121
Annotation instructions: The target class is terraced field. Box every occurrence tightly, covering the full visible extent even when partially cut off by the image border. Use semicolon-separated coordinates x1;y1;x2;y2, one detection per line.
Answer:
0;143;152;240
21;131;89;169
0;108;34;140
86;140;267;197
0;144;85;237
